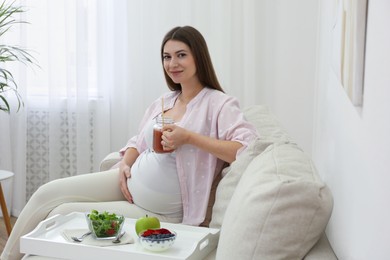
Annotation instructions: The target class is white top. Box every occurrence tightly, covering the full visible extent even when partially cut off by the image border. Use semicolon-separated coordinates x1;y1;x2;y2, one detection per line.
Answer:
127;119;183;218
0;170;14;181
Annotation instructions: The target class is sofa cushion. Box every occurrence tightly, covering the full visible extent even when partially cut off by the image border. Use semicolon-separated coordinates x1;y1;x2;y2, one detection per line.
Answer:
216;143;333;260
303;233;338;260
242;105;291;144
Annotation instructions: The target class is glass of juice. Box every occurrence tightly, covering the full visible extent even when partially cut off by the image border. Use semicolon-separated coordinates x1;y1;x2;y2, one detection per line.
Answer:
153;115;174;153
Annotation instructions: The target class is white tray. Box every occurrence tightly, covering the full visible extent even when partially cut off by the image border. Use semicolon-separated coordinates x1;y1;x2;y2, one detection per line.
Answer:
20;212;220;260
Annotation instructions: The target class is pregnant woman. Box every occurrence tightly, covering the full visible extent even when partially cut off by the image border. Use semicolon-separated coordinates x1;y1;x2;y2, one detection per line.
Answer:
1;26;258;260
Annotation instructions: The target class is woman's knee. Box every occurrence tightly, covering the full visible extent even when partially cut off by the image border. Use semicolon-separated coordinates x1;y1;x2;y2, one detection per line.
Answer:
31;178;63;201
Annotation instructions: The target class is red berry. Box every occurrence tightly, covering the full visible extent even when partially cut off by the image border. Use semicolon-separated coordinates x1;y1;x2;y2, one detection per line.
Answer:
158;228;172;234
141;228;172;237
106;228;116;236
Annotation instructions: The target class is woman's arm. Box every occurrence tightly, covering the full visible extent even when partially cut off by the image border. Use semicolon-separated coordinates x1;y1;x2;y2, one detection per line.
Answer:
119;147;139;203
187;132;242;163
161;125;242;164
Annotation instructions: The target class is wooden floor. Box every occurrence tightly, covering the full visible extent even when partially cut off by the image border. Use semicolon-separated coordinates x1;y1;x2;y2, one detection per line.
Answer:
0;216;17;254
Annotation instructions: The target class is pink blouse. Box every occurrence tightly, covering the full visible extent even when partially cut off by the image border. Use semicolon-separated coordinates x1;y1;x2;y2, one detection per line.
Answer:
120;87;258;225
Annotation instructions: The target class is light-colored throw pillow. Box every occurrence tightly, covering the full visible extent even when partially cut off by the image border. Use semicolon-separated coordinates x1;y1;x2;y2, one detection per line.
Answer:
216;143;333;260
209;138;272;228
210;105;291;228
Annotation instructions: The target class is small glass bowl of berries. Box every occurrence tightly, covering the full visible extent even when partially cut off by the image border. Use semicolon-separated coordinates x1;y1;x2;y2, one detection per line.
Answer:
139;228;177;252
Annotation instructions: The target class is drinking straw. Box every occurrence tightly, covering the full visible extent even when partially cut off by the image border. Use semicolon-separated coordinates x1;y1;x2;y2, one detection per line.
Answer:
161;97;165;126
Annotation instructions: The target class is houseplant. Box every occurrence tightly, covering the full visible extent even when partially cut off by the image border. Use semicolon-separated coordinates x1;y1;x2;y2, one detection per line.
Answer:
0;0;35;113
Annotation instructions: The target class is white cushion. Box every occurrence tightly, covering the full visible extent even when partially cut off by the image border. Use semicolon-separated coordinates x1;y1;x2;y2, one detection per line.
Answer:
209;138;272;228
209;105;291;229
216;143;333;260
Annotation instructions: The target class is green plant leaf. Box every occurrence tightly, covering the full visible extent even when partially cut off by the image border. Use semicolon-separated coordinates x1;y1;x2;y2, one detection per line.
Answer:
0;0;37;113
0;94;10;113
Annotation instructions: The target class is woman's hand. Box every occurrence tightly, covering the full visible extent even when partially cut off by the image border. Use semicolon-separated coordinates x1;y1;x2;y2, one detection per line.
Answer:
162;124;242;163
119;160;133;203
161;124;189;151
118;147;139;203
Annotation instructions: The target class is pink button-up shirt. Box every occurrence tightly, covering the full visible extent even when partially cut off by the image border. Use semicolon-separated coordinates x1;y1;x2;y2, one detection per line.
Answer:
120;87;258;225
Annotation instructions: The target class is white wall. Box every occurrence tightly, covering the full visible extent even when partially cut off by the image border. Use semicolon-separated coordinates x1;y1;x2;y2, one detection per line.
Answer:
313;0;390;259
253;0;319;154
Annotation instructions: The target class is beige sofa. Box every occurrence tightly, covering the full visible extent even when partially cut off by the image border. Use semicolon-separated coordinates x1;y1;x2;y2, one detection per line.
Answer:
100;105;337;260
26;105;337;259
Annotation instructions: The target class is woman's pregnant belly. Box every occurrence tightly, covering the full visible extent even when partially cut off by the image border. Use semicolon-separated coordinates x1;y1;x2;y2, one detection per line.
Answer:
127;150;183;216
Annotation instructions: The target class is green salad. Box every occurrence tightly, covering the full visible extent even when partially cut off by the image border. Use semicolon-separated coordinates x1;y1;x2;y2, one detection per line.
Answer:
87;210;124;238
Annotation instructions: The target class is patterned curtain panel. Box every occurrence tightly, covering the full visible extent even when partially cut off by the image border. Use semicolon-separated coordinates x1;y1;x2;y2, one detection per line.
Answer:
20;0;114;201
25;106;96;199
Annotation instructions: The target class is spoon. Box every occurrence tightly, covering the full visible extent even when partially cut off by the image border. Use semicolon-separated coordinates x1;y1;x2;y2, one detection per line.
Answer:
71;231;92;242
112;231;125;243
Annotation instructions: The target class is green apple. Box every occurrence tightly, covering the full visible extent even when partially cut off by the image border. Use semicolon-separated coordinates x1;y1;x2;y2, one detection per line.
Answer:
135;215;160;236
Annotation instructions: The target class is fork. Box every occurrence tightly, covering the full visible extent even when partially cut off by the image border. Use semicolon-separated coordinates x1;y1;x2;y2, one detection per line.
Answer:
112;231;125;244
71;231;92;242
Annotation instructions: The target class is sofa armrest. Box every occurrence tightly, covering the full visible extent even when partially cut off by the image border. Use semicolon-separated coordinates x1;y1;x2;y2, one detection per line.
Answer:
303;233;337;260
99;152;121;171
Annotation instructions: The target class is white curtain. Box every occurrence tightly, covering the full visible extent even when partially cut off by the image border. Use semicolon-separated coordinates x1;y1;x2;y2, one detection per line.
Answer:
1;0;263;217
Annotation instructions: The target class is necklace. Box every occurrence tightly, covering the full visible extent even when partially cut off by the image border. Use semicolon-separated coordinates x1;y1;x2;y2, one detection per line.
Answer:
178;92;192;105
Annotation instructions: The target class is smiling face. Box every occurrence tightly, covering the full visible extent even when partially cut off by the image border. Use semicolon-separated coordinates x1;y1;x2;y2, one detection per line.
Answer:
162;40;199;87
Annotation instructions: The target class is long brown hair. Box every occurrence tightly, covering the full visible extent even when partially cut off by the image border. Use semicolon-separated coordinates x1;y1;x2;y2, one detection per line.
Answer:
161;26;224;92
